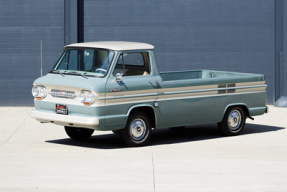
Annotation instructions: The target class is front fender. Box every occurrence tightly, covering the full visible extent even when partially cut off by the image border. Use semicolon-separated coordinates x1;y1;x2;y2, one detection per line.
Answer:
123;103;157;128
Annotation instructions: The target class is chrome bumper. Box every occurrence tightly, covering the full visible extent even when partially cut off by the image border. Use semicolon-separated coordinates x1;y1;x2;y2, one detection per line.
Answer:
30;109;99;127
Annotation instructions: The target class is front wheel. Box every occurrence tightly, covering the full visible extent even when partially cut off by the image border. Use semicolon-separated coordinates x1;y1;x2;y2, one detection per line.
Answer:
65;126;94;140
119;112;152;147
218;106;246;136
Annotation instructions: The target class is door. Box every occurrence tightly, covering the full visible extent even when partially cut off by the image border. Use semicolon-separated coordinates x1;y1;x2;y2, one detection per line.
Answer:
105;51;159;127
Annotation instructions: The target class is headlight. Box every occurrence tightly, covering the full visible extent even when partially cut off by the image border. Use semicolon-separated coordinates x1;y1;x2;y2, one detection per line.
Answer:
32;86;47;100
79;92;86;103
79;90;96;105
32;87;39;97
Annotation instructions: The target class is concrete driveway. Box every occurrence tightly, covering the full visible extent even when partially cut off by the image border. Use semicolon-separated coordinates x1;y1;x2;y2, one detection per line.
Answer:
0;106;286;192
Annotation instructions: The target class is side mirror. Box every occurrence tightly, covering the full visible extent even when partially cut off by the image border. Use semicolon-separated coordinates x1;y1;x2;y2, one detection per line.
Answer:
116;73;123;82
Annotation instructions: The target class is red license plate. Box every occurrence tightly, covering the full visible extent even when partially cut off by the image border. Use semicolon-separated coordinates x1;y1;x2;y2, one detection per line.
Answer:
55;104;67;115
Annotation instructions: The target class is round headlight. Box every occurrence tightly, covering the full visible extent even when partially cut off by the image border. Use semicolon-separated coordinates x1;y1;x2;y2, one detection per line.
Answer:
32;86;47;100
38;87;46;97
32;87;39;97
79;92;86;103
79;90;96;105
86;92;95;103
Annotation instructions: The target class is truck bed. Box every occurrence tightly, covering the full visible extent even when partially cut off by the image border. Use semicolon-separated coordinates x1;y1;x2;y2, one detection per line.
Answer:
160;70;264;82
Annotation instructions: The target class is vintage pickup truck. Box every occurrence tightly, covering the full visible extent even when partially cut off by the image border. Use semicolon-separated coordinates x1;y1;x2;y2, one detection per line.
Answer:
31;41;268;146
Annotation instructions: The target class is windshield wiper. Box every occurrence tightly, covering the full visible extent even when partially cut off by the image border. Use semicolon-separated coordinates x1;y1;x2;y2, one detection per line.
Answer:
49;70;65;77
68;72;88;79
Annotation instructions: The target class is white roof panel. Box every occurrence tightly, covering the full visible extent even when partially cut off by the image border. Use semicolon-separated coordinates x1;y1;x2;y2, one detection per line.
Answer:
65;41;154;51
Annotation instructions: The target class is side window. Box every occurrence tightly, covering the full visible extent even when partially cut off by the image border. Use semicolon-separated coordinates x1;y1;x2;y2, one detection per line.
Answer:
122;53;144;66
113;52;151;76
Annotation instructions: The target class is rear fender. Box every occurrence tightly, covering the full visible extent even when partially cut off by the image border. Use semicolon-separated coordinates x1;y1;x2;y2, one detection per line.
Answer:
221;103;249;122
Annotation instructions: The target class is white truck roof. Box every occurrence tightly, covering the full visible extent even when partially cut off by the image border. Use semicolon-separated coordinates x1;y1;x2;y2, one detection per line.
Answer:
65;41;154;51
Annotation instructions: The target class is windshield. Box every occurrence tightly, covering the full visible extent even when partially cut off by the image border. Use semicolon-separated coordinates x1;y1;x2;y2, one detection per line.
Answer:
53;48;114;77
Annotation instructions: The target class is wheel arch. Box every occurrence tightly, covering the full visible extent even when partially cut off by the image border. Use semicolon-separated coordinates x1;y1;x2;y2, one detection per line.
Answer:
125;104;157;129
221;103;250;122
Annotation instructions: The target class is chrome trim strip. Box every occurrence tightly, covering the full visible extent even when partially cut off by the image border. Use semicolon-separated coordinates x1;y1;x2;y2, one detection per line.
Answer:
162;85;266;95
102;85;266;100
105;91;266;106
157;91;266;101
49;89;77;99
99;92;158;100
106;98;156;106
48;91;78;96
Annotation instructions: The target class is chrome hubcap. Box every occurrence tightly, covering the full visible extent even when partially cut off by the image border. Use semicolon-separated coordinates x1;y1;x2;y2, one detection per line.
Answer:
130;118;147;141
228;109;242;131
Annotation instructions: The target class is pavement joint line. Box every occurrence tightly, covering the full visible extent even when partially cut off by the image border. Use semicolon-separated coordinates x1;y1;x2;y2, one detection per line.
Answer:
281;128;287;138
0;112;30;148
265;113;276;126
151;143;156;192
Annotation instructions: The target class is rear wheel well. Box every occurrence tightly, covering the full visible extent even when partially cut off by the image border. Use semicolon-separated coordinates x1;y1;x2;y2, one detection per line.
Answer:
129;107;156;129
225;105;249;117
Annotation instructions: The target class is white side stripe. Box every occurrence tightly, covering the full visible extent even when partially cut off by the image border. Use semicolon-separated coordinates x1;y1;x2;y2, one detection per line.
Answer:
103;84;266;100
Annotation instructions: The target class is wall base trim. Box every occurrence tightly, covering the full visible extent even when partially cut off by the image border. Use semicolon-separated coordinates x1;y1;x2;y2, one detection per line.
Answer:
275;96;287;107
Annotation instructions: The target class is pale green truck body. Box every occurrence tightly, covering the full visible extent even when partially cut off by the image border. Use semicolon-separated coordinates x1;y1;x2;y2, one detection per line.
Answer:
31;41;267;145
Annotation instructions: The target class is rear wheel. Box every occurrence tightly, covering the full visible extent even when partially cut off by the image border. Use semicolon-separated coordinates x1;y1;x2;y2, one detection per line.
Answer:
65;126;94;140
218;106;246;136
119;112;152;147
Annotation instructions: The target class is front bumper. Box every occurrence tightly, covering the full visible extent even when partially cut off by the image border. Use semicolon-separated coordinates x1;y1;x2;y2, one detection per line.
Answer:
31;109;100;129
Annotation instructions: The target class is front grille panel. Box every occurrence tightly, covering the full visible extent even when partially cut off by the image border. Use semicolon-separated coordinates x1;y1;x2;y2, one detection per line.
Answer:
50;89;76;99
